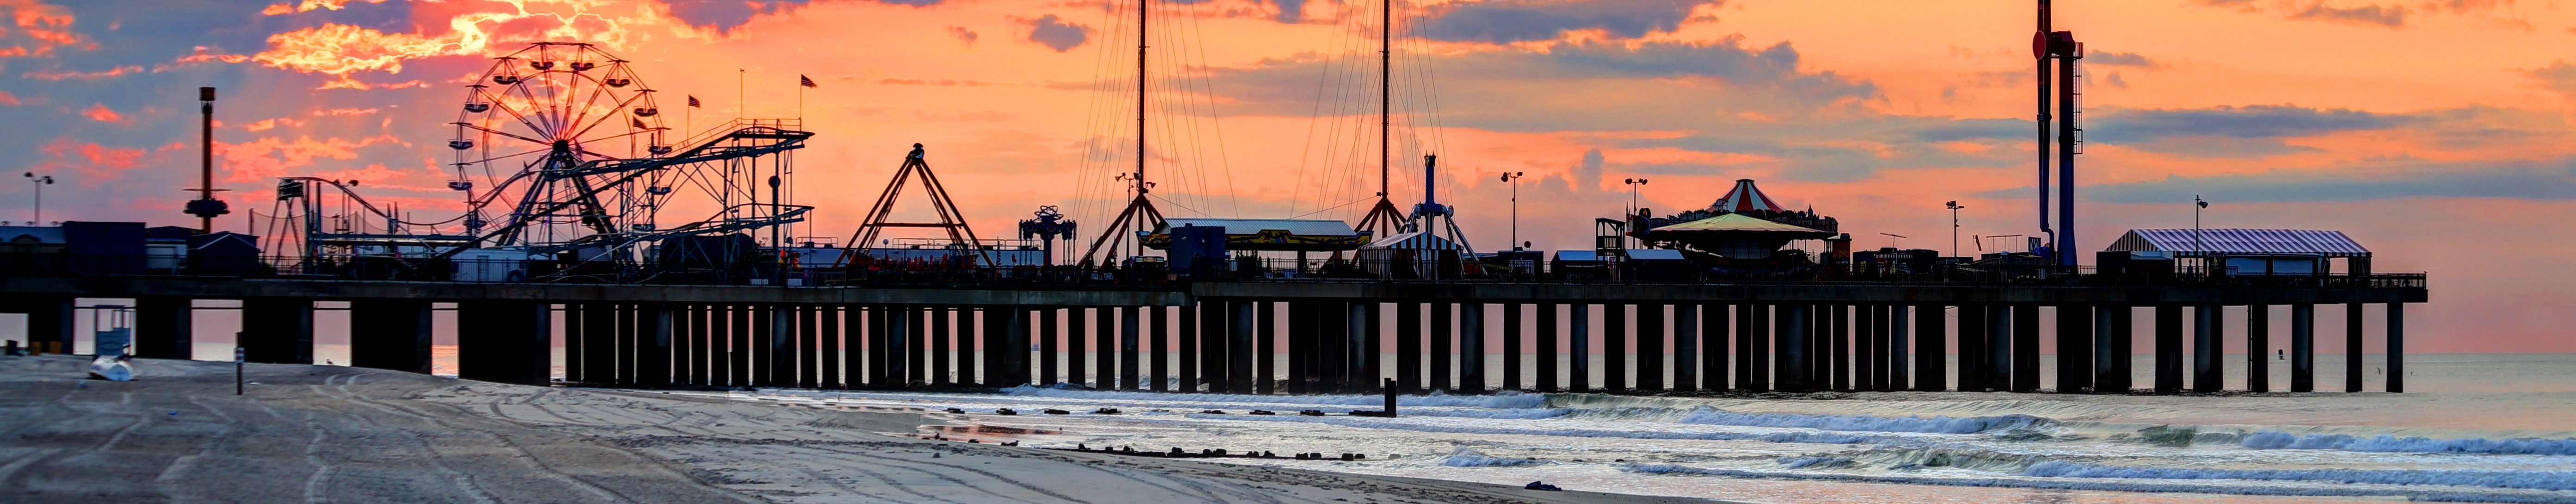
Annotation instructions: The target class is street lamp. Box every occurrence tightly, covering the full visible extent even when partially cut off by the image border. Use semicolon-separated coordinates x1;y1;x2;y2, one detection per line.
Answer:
2193;195;2209;271
1945;200;1965;257
23;172;54;225
1499;172;1525;250
1622;178;1649;216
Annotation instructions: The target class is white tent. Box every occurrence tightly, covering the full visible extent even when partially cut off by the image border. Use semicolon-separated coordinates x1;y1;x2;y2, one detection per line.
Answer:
1356;231;1465;280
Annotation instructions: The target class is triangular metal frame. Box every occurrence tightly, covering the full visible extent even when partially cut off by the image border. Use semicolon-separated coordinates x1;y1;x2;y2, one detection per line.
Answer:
1077;193;1165;268
845;154;992;267
1353;197;1408;239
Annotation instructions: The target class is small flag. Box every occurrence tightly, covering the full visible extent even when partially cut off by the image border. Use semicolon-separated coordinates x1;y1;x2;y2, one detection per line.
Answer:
632;117;647;129
799;75;817;88
687;95;700;107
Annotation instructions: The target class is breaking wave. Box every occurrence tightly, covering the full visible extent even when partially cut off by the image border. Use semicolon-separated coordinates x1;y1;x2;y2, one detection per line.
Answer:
1175;413;1882;444
997;385;1549;409
1624;462;2576;503
1675;406;2053;434
2023;460;2576;492
2241;431;2576;455
1441;446;1549;467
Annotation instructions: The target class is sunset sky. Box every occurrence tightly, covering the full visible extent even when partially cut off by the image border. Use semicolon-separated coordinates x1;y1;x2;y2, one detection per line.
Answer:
3;0;2570;352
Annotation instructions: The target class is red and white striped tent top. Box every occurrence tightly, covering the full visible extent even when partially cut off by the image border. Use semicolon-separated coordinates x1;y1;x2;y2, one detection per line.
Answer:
1712;179;1785;212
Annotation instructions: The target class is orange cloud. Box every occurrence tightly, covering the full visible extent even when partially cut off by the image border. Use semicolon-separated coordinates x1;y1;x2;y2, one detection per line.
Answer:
251;0;699;77
217;135;396;183
79;102;123;123
152;46;252;72
32;138;184;183
242;117;307;131
3;0;89;57
0;90;18;106
22;64;140;80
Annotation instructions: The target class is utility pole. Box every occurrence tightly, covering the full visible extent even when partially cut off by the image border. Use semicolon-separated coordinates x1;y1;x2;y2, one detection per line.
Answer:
2193;195;2208;271
1623;178;1649;216
1500;172;1523;250
22;173;52;224
1946;200;1965;257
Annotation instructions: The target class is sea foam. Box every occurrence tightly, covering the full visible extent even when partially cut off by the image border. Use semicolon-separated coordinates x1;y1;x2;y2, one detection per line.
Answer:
1176;413;1881;444
1674;406;2051;434
2240;431;2576;455
2023;460;2576;492
998;385;1548;409
1441;446;1549;467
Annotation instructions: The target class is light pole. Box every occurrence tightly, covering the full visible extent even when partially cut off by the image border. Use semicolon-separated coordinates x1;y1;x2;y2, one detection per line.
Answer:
1945;200;1965;257
1499;172;1524;250
1622;178;1649;216
23;173;53;224
2193;195;2208;272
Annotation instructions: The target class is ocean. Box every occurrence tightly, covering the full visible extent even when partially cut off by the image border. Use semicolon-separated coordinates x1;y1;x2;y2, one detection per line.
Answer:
664;353;2576;504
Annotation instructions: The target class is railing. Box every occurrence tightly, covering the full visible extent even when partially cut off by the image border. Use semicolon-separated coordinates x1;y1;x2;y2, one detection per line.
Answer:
0;251;2427;290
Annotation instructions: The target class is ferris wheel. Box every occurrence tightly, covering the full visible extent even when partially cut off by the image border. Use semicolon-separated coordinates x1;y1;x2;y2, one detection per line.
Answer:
448;42;673;248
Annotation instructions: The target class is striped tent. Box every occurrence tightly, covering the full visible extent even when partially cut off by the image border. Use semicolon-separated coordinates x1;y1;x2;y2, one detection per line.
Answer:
1710;179;1785;212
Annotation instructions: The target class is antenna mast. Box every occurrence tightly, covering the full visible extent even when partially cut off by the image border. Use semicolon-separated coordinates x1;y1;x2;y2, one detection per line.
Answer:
1352;0;1408;237
1078;0;1167;267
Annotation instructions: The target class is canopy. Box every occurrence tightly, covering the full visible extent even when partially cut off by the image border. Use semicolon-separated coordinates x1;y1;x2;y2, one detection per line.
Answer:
1648;213;1834;236
1143;218;1365;251
2106;229;2369;258
1359;231;1464;251
1710;179;1786;212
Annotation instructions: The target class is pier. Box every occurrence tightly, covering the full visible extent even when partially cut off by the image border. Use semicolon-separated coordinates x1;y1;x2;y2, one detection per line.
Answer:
1;271;2423;395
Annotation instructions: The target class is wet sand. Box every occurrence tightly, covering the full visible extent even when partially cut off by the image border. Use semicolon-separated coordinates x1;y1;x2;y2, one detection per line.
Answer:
0;355;1727;504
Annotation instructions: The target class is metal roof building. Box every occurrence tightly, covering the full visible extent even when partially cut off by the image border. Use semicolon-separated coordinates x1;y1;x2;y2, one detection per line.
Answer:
2105;229;2370;258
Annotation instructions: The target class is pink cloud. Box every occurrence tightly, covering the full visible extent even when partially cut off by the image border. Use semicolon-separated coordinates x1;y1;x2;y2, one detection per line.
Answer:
78;102;123;123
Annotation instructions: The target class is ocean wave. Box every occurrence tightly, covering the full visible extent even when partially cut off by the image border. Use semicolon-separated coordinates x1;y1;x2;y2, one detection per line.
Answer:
1675;406;2052;434
997;385;1548;409
2023;460;2576;492
1623;463;2576;503
2241;431;2576;455
1441;446;1549;467
1174;413;1882;444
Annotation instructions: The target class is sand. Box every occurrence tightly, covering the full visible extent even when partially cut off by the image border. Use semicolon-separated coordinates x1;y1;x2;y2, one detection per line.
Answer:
0;355;1730;504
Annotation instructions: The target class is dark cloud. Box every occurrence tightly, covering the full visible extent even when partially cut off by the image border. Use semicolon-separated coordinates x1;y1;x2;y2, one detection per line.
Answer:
1576;148;1605;192
2068;159;2576;203
949;26;979;45
1026;14;1089;52
1211;38;1875;131
1418;0;1713;44
2086;51;2159;68
2085;105;2404;144
2285;2;2407;27
1269;0;1307;23
663;0;935;33
2109;135;2319;158
2526;61;2576;102
1907;118;2025;143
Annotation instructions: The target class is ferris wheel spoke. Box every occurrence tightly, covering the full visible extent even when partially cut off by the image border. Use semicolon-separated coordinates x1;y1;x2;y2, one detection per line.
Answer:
564;87;655;146
458;124;559;151
457;146;550;167
475;88;553;146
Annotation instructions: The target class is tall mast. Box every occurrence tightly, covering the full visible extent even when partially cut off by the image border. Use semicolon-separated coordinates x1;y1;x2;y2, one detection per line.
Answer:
1081;0;1166;266
1350;0;1408;237
1137;0;1149;200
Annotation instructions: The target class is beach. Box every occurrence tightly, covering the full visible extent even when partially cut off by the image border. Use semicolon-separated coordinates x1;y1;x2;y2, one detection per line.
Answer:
0;355;1720;504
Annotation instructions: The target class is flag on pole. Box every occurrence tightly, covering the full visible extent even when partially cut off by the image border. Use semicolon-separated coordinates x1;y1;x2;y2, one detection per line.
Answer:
799;75;817;88
687;95;700;107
